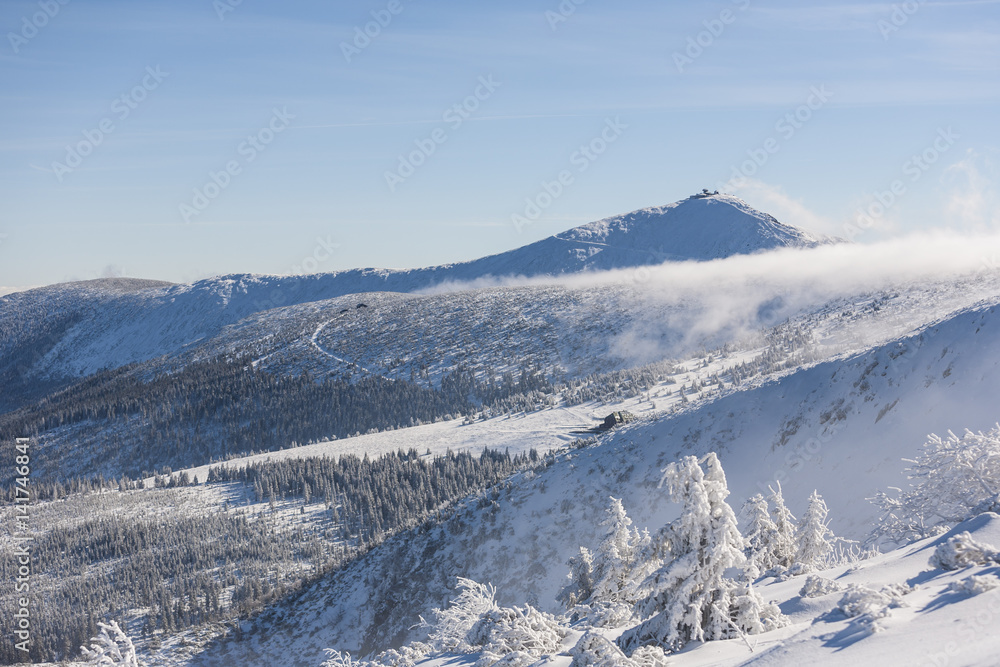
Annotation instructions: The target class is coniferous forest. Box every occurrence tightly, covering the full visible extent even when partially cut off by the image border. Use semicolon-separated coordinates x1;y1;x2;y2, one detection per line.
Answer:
0;355;554;483
0;448;536;664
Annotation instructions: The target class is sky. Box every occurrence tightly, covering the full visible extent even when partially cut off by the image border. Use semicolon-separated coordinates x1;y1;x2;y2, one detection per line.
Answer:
1;0;998;288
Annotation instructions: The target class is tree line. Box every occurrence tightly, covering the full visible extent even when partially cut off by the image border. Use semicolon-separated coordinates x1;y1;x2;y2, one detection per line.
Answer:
0;356;552;483
0;447;538;664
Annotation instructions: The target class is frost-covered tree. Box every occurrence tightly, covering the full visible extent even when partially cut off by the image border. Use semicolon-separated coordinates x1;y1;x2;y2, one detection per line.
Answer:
795;491;834;569
590;497;649;604
560;498;650;627
421;578;566;667
421;577;567;662
560;497;649;611
569;631;637;667
742;493;780;578
467;604;566;667
422;578;499;653
80;621;140;667
619;453;786;653
322;643;432;667
558;547;595;609
320;649;364;667
872;426;1000;545
767;482;798;569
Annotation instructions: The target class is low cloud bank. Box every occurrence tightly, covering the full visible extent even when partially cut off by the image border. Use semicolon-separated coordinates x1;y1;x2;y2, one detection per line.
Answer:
421;231;1000;365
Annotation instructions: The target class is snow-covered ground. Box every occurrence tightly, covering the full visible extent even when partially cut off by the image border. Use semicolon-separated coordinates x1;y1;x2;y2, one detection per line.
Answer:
8;208;1000;667
148;351;743;489
182;295;1000;666
411;514;1000;667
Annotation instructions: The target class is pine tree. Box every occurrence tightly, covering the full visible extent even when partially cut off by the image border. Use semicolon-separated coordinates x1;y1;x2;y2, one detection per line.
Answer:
620;453;786;653
795;490;834;569
558;547;595;609
559;498;650;627
80;620;141;666
742;493;780;578
767;482;797;569
590;497;649;604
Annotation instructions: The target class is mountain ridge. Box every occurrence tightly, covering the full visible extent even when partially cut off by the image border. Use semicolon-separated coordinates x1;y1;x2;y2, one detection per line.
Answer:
0;194;839;392
276;193;841;292
7;193;839;299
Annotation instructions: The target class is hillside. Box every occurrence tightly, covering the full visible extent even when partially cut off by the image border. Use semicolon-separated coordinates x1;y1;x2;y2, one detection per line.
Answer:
0;195;836;390
404;193;837;279
183;297;1000;666
8;200;1000;667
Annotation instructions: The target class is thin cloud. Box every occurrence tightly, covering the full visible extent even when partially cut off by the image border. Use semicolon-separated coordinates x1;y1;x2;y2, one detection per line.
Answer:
418;230;1000;364
942;149;1000;232
725;179;840;237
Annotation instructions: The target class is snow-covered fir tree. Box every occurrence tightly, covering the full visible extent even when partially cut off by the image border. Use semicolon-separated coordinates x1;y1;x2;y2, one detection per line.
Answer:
589;497;649;604
560;497;651;627
558;547;596;609
767;482;798;569
742;493;780;578
80;620;141;667
619;453;786;653
795;490;834;569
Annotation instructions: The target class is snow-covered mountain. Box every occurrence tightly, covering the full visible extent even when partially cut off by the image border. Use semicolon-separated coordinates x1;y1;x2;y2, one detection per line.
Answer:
6;209;1000;667
184;296;1000;666
408;193;837;279
259;192;838;295
528;192;836;268
0;194;838;389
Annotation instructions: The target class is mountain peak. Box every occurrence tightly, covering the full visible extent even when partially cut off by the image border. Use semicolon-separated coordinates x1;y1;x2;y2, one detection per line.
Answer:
549;193;838;267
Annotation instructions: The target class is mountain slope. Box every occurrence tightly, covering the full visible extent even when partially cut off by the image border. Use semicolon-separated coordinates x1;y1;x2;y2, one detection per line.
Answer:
186;298;1000;666
391;193;837;281
10;262;1000;482
531;192;835;267
0;195;837;389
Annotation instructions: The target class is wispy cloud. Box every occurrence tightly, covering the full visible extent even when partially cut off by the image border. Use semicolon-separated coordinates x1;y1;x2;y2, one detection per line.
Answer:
725;179;840;237
418;230;1000;363
942;149;1000;232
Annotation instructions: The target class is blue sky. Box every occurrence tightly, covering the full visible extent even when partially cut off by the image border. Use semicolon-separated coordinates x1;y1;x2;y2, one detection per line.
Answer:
1;0;998;287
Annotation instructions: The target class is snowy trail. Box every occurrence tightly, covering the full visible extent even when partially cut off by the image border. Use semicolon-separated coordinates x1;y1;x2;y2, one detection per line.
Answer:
310;319;372;374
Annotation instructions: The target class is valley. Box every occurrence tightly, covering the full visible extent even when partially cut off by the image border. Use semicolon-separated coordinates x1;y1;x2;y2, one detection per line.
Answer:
3;195;1000;666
